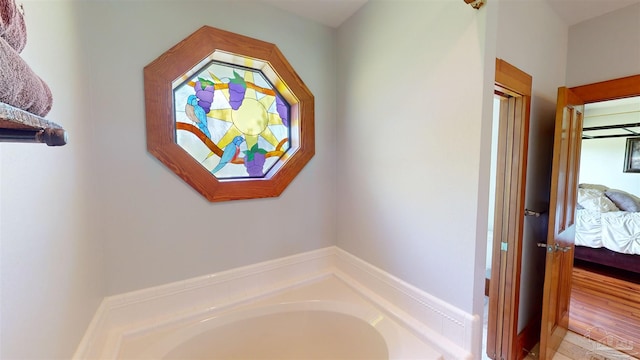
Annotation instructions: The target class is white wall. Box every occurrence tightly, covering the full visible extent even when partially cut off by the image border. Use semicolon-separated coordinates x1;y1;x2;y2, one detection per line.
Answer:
72;1;337;295
336;0;493;317
580;100;640;196
2;1;336;358
0;2;104;358
566;2;640;87
580;137;640;196
9;1;639;358
486;98;500;272
568;3;640;197
495;0;568;332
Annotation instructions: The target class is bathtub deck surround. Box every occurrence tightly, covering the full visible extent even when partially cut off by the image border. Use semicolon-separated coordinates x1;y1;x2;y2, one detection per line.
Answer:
74;247;478;359
117;276;439;359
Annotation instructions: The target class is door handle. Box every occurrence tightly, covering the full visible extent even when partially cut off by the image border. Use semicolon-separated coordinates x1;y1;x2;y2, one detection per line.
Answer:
525;209;545;217
537;243;571;253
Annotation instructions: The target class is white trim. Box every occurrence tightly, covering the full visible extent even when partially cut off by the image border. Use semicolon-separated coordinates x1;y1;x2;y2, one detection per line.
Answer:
72;300;108;359
332;248;477;360
74;246;475;359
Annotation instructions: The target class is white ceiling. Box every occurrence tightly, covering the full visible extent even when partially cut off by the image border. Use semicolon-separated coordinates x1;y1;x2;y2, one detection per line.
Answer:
262;0;640;28
261;0;368;28
546;0;640;26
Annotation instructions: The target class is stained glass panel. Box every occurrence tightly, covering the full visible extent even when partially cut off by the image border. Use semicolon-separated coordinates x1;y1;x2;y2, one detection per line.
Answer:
172;53;294;180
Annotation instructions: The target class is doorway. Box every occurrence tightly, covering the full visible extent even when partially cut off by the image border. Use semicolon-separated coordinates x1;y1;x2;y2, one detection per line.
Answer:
482;95;503;359
485;59;532;360
567;96;640;357
539;74;640;359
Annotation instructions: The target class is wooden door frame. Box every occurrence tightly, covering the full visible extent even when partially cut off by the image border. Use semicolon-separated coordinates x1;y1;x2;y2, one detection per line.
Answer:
486;58;532;360
539;73;640;360
571;74;640;103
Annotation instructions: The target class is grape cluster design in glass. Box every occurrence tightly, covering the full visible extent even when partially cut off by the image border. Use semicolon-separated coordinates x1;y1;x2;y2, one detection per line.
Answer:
173;58;292;179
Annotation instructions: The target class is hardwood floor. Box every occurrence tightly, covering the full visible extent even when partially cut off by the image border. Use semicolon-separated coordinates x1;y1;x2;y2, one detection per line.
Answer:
568;264;640;359
523;332;636;359
484;262;639;360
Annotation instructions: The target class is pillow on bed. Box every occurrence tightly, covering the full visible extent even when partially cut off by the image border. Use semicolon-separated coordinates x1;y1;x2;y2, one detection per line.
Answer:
605;190;640;212
577;188;619;212
579;183;609;192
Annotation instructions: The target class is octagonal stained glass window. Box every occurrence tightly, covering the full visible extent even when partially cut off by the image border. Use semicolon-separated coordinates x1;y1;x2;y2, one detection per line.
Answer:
173;54;293;180
144;26;314;202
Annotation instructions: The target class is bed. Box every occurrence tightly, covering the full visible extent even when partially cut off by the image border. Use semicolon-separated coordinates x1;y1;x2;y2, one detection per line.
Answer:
574;184;640;275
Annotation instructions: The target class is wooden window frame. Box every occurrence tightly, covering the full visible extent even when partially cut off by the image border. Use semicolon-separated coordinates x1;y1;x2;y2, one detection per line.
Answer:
144;26;314;202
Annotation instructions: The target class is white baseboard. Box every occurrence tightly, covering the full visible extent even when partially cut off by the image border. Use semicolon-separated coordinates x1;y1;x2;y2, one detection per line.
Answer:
73;246;476;359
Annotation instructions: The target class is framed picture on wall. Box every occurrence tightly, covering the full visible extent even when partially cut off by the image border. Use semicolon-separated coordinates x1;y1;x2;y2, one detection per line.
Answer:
623;137;640;173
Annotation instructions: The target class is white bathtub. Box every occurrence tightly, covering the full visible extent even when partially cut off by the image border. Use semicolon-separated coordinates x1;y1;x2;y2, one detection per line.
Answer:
116;276;443;359
76;248;474;359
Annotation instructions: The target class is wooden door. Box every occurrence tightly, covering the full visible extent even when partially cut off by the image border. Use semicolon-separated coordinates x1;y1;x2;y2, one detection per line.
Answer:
486;59;531;360
539;74;640;359
539;87;584;360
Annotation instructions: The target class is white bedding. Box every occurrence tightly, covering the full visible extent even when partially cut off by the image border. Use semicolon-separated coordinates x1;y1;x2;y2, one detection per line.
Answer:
575;209;640;255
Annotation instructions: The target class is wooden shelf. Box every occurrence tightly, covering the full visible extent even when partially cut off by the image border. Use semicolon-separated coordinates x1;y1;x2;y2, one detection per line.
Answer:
0;102;67;146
